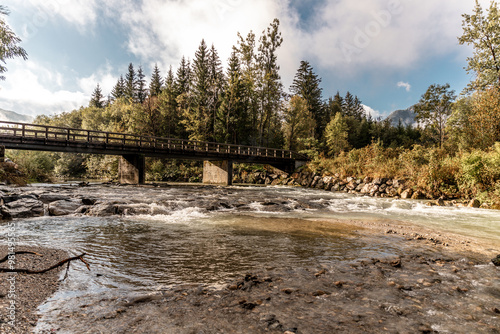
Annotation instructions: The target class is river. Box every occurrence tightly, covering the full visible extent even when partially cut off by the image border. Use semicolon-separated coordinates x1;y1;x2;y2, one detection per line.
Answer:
1;184;499;333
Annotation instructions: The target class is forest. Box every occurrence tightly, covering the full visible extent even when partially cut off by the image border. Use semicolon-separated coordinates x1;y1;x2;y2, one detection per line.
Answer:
7;2;500;207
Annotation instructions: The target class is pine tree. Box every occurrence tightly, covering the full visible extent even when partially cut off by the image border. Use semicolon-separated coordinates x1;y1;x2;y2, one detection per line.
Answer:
111;75;126;100
89;83;104;108
136;65;147;104
290;60;325;138
257;19;284;147
183;39;211;141
208;44;225;140
149;63;163;97
217;50;247;143
125;63;136;102
158;66;180;138
235;31;259;145
175;57;191;96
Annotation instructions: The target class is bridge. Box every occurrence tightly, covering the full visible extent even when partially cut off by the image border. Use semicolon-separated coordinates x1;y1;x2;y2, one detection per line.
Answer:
0;121;308;185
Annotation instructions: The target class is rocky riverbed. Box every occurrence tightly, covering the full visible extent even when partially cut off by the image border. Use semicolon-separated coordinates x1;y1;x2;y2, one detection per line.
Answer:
32;221;500;334
0;183;498;333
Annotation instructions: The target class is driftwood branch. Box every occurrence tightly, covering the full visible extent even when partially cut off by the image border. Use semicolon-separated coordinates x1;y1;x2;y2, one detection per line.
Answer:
0;253;89;274
0;251;42;263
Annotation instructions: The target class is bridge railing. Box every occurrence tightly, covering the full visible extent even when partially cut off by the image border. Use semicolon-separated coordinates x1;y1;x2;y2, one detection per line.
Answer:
0;121;308;160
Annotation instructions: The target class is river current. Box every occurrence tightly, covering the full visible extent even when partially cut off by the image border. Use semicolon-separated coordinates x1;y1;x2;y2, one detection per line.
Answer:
1;184;499;332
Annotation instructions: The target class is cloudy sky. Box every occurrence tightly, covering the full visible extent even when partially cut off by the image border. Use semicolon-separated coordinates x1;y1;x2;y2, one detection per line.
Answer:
0;0;487;119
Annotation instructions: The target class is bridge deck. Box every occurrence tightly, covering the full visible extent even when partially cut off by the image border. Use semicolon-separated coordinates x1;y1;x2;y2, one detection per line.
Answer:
0;121;308;165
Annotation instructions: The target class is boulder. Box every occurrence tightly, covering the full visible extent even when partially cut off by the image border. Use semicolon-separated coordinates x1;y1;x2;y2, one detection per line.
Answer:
360;184;371;194
48;200;83;216
1;198;44;218
411;190;426;200
39;193;71;204
400;189;413;199
468;199;481;208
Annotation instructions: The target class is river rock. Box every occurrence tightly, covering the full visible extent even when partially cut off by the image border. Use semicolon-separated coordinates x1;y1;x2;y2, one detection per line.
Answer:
1;198;44;218
401;189;413;199
411;190;426;200
468;199;481;208
87;202;119;216
39;193;71;204
48;200;83;216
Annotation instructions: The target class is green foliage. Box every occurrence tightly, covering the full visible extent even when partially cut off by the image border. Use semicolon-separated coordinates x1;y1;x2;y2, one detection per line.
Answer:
0;6;28;80
8;151;54;182
324;113;350;156
459;0;500;92
89;84;105;108
414;83;456;148
282;95;315;151
290;61;325;138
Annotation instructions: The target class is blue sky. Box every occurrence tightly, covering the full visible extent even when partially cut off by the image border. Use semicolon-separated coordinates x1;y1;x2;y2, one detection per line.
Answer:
0;0;485;119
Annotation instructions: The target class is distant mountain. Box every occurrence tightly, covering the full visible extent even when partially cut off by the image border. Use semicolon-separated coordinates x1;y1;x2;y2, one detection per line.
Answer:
0;108;33;123
385;106;416;127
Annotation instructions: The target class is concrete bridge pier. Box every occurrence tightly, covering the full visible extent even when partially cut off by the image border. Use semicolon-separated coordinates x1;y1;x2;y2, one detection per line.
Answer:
203;160;233;186
119;154;145;184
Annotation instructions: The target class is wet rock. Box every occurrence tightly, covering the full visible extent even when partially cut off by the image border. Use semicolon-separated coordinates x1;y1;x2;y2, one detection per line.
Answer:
48;199;83;216
82;197;97;206
39;193;71;204
87;202;119;216
1;198;44;218
468;199;481;208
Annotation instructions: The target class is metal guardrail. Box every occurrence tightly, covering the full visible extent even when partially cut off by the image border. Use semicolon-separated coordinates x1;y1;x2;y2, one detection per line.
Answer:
0;121;309;160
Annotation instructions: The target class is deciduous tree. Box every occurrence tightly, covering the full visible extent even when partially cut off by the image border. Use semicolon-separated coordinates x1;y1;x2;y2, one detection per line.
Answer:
414;83;456;148
459;0;500;91
0;6;27;80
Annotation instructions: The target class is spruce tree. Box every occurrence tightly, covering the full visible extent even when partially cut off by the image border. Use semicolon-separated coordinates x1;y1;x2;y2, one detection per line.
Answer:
235;31;259;145
149;63;163;97
175;56;191;96
125;63;136;102
290;60;325;138
257;19;284;147
136;65;147;104
217;50;246;143
89;83;105;108
208;44;225;140
158;66;180;138
111;75;126;100
184;39;211;141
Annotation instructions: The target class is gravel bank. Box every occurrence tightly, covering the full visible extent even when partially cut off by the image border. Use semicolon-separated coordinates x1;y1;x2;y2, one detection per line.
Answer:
0;245;68;334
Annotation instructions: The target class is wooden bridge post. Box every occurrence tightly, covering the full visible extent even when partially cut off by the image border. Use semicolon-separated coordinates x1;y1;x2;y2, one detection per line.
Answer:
202;160;233;186
0;146;4;163
119;154;145;185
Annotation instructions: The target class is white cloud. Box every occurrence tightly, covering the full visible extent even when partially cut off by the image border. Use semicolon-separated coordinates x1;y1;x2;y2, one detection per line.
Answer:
78;62;118;99
0;60;88;116
13;0;98;36
362;104;381;119
397;81;411;92
119;0;283;71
